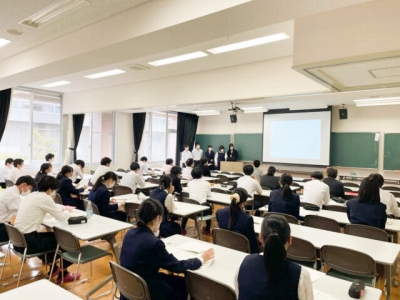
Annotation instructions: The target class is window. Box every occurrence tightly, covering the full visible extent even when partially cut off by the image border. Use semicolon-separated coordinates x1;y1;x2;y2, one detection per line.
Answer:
141;112;177;162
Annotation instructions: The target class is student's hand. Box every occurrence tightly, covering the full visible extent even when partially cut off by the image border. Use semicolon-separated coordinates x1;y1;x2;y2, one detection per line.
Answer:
62;207;73;213
71;194;78;198
201;248;215;263
118;202;125;210
250;175;258;182
82;185;87;190
167;185;175;194
110;198;117;204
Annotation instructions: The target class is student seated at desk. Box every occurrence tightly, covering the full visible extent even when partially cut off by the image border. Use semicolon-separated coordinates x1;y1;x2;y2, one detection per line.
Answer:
0;158;13;189
302;171;330;208
57;165;87;210
150;175;181;237
260;166;280;190
204;145;215;170
138;156;148;175
227;143;239;161
216;188;259;253
268;174;300;220
346;174;387;229
200;157;211;177
7;158;24;184
14;176;80;284
181;158;194;180
90;157;112;185
377;174;400;217
170;166;183;195
181;145;192;168
323;167;345;198
161;158;174;175
45;153;57;176
0;176;35;243
70;160;85;184
33;163;52;191
252;160;263;182
235;214;313;300
214;145;227;170
237;165;262;198
120;162;145;193
88;171;126;222
120;199;214;300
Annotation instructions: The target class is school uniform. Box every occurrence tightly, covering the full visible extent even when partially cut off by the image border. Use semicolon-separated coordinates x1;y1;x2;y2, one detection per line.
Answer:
302;180;330;208
0;185;21;242
252;167;263;182
0;166;11;188
138;161;148;175
204;150;215;170
181;150;192;167
216;207;259;253
7;167;21;184
58;175;85;210
268;188;300;219
260;175;280;190
227;149;239;161
380;189;400;217
161;164;173;175
235;254;313;300
201;165;211;177
120;225;202;300
214;151;227;170
322;177;345;198
33;172;47;191
88;185;126;222
237;175;262;198
181;167;193;180
90;165;110;185
171;175;182;194
70;163;84;183
120;171;145;193
346;198;387;229
192;148;203;166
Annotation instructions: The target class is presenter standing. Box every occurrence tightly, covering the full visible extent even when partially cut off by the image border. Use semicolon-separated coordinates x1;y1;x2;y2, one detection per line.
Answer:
227;143;239;161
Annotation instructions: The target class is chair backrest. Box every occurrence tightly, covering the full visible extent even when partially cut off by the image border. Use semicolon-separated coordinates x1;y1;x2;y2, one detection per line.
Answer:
389;191;400;198
212;228;250;253
321;245;376;278
147;178;159;184
323;205;347;213
53;226;82;252
344;224;388;242
343;182;360;188
287;236;317;263
182;198;201;205
54;193;63;205
343;187;353;193
304;215;340;232
211;188;229;194
181;191;189;198
5;223;27;248
382;186;400;191
253;194;269;207
5;179;14;187
90;170;95;175
110;261;152;300
117;168;126;172
216;175;228;184
82;199;100;215
291;182;301;188
231;173;243;177
113;185;133;196
185;270;237;300
227;181;237;188
220;172;231;175
125;203;140;219
265;212;298;224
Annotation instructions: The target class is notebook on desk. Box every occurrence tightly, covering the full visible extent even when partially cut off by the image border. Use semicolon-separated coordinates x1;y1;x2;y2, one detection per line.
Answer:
313;289;341;300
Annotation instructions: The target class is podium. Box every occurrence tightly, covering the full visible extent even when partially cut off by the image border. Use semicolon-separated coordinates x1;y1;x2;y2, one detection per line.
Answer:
220;161;245;172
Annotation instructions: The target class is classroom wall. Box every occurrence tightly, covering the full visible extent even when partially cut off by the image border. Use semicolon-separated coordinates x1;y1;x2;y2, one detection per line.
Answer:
115;112;134;170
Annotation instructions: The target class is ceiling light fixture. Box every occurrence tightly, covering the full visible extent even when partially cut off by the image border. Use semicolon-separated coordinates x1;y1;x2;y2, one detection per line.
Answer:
354;97;400;107
195;110;221;116
84;69;126;79
20;0;91;29
41;80;71;88
207;33;289;54
0;38;11;48
7;29;24;36
242;107;268;113
148;51;208;66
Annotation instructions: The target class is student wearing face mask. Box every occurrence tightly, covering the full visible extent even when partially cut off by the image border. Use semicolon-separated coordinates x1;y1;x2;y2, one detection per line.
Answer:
7;158;24;184
120;198;214;300
227;143;239;161
204;145;215;170
33;163;53;191
57;165;87;210
0;176;35;243
181;144;192;168
214;145;227;170
192;142;203;167
88;171;126;222
0;158;13;189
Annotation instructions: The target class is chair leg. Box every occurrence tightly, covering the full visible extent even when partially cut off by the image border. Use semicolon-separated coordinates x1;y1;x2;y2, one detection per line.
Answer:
71;256;81;292
16;249;27;287
0;242;10;279
48;245;60;281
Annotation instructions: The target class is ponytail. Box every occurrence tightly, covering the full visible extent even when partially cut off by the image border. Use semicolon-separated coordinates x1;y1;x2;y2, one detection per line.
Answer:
280;173;293;200
56;165;73;180
92;171;117;191
137;198;164;227
35;163;52;181
228;188;249;230
159;175;171;190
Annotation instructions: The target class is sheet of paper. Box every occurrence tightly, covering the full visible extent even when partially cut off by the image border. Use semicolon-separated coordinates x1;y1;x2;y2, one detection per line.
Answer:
166;246;213;270
304;267;326;283
177;241;213;254
313;289;341;300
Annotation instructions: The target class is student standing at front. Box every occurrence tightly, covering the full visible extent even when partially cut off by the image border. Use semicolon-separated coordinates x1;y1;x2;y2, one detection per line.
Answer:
214;145;227;170
192;142;203;167
227;143;239;161
181;145;192;168
204;145;215;170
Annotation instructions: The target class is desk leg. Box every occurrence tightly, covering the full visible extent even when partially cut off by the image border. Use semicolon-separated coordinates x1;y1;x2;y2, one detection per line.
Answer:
385;264;391;299
105;235;120;263
193;215;201;240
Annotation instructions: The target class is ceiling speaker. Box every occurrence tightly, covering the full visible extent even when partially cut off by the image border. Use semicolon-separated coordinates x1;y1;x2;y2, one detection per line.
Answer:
339;108;348;119
230;114;237;123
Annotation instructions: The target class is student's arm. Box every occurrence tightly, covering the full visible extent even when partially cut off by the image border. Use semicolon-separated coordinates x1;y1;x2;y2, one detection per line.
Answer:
76;168;84;179
44;197;70;221
298;267;314;300
339;182;345;198
207;183;212;197
233;150;239;160
389;193;400;217
7;195;21;216
234;268;240;299
323;185;331;205
346;202;351;222
214;153;218;166
137;174;146;188
99;189;118;211
64;179;84;195
164;194;175;213
254;181;262;195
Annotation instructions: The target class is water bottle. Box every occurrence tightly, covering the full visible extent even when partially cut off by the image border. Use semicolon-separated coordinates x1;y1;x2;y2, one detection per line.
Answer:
86;201;93;220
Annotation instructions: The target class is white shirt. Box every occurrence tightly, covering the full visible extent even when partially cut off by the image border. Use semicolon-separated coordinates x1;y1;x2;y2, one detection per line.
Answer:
70;163;84;183
187;178;211;204
302;179;330;208
138;161;148;175
0;186;21;223
14;192;70;234
237;175;262;198
380;189;400;217
181;167;193;181
192;148;203;161
0;166;11;183
181;150;192;164
252;168;263;182
164;191;175;213
7;167;22;184
120;171;145;192
90;165;111;184
161;164;173;175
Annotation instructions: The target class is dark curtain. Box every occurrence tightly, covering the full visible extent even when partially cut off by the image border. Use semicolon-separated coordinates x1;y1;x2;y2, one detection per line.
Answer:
0;89;12;142
132;113;147;162
175;112;199;164
72;114;85;161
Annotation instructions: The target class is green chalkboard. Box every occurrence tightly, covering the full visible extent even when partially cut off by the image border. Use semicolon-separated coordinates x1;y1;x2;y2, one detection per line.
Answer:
330;132;379;169
195;134;231;151
384;133;400;171
234;133;263;162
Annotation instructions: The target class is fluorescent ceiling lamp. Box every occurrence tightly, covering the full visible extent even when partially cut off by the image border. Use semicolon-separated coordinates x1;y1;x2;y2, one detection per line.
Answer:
207;33;289;54
243;107;267;113
84;69;126;79
148;51;208;66
195;110;220;116
354;97;400;107
290;104;327;111
20;0;91;28
0;38;11;48
41;80;71;88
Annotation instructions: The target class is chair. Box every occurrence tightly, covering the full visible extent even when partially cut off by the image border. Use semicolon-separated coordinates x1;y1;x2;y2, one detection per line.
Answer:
304;215;340;232
211;188;230;194
343;182;360;188
1;224;53;287
125;203;140;224
382;186;400;191
110;261;152;300
323;205;347;213
216;175;228;184
390;191;400;198
231;173;243;177
113;185;133;196
212;228;250;253
303;179;311;182
182;198;214;235
4;180;14;187
147;178;159;184
117;168;126;173
82;199;100;215
220;171;231;175
50;227;113;291
53;193;63;205
185;270;237;300
321;245;377;287
265;212;298;224
291;182;301;188
90;170;95;175
344;224;388;241
287;237;319;269
300;202;320;210
343;187;353;193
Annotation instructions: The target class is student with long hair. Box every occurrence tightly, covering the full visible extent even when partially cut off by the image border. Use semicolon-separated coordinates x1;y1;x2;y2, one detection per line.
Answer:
200;157;211;177
227;143;239;161
170;166;183;195
33;163;53;191
268;174;300;219
214;145;227;170
57;165;87;210
88;171;126;221
216;188;259;253
346;174;387;229
235;214;313;299
260;166;280;190
120;199;214;300
204;145;215;170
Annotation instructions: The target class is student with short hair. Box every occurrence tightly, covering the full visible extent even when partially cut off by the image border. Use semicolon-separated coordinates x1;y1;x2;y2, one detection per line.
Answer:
200;157;211;177
120;162;146;193
192;142;203;167
346;174;387;229
170;166;183;195
214;145;227;170
0;176;35;242
45;153;55;163
138;157;148;175
7;158;24;184
323;167;345;198
161;158;174;175
90;157;112;184
57;165;87;210
376;174;400;217
216;188;259;253
268;174;300;220
70;160;85;183
302;171;330;208
181;145;192;168
227;143;239;161
260;166;280;190
34;163;53;190
181;158;194;180
88;171;126;221
252;160;263;181
237;165;262;198
235;214;313;300
0;158;14;188
204;145;215;170
120;198;214;300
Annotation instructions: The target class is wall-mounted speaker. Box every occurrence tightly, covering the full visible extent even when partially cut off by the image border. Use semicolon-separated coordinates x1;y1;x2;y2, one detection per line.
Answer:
230;114;237;123
339;108;348;119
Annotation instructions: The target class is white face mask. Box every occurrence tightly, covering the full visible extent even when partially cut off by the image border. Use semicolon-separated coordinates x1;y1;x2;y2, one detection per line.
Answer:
208;148;212;151
107;182;115;189
153;218;161;237
21;186;31;196
185;148;188;151
50;190;56;197
220;149;224;153
230;147;233;150
196;146;200;149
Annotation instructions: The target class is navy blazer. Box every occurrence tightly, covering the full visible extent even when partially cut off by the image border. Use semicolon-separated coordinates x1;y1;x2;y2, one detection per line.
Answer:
88;184;118;218
120;226;201;300
216;207;259;253
204;150;215;163
58;175;84;209
323;177;345;198
346;198;387;229
268;188;300;220
227;149;239;161
171;175;182;194
260;175;280;190
201;165;211;177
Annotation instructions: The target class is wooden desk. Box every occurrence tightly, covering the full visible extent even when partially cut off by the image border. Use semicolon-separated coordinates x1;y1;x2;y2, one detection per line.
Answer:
220;161;244;172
